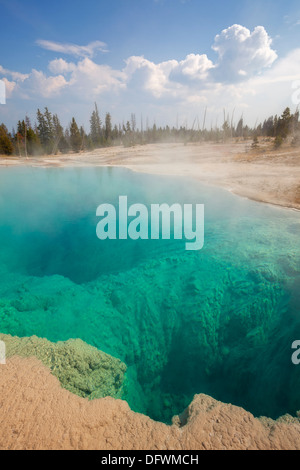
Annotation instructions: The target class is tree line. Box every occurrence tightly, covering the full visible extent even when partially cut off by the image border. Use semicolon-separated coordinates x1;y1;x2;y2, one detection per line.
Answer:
0;104;299;156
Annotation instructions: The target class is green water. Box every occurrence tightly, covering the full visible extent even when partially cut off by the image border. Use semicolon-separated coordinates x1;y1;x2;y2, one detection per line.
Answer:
0;167;300;423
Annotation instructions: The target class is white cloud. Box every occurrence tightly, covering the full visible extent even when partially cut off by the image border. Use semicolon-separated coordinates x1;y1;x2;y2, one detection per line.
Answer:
64;58;126;96
122;25;277;100
36;40;108;58
0;65;29;100
2;78;17;98
124;56;181;97
124;53;215;100
15;70;69;99
3;24;300;129
6;57;126;102
30;70;68;98
212;24;278;81
175;54;214;79
48;58;77;74
0;65;29;82
7;25;279;105
169;53;214;84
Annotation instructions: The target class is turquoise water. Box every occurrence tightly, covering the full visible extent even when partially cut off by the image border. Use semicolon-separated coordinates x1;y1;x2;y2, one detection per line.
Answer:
0;167;300;423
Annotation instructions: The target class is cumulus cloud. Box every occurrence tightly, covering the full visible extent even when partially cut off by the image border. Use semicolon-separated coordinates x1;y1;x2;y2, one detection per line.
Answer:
6;24;279;105
26;70;68;98
0;65;29;100
72;58;126;92
169;53;214;84
36;40;108;58
124;53;215;100
2;57;126;103
2;78;17;98
212;24;278;82
230;48;300;117
3;24;299;129
124;56;180;97
48;58;77;75
50;57;126;97
0;65;29;82
122;25;277;99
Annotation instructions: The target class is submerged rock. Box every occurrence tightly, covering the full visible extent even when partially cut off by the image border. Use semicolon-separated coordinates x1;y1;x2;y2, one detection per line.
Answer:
0;333;126;400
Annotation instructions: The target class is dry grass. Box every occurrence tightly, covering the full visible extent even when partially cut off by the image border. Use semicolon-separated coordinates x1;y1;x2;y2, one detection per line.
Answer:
234;137;300;165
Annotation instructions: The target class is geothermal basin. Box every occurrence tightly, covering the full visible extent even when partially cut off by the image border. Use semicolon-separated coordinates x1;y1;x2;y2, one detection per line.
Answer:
0;166;300;424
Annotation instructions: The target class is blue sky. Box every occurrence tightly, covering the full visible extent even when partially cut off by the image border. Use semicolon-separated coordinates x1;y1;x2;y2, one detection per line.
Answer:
1;0;300;131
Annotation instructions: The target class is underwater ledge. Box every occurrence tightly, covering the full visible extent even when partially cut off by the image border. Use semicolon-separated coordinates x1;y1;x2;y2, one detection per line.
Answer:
0;333;127;400
1;333;300;451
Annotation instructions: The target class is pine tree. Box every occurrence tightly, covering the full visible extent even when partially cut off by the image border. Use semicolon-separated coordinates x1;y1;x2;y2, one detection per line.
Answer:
274;135;283;149
126;121;131;133
235;117;244;138
70;117;82;152
16;118;40;156
53;114;66;154
80;126;87;151
262;117;275;137
105;113;112;144
44;107;55;152
0;124;13;155
222;120;230;141
251;135;259;150
276;107;292;139
112;124;119;142
37;108;54;154
131;113;136;132
90;103;102;147
26;127;41;155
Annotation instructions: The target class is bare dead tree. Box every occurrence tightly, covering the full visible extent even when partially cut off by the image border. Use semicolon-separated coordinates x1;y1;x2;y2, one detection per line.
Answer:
24;116;28;159
230;108;236;139
202;106;207;132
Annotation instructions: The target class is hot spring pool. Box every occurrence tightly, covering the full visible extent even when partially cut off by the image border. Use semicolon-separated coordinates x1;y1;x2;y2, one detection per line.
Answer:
0;166;300;423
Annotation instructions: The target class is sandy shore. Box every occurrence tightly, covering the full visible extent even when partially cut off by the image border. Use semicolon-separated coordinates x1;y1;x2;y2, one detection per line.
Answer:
1;140;300;210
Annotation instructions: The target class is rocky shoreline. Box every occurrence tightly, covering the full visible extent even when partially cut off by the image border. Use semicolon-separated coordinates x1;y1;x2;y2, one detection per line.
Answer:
0;335;300;450
1;355;300;450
